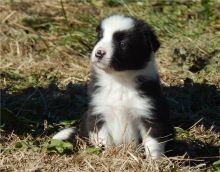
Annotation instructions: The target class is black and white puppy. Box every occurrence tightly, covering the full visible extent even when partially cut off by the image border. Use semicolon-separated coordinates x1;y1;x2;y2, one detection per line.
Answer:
53;15;174;159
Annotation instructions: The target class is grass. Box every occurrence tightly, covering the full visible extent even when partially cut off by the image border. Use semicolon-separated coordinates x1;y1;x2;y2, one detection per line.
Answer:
0;0;220;171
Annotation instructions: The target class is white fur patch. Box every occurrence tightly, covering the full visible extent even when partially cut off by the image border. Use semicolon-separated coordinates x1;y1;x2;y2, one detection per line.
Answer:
91;15;134;69
89;58;157;145
138;125;165;159
101;15;134;39
144;136;165;159
52;128;76;140
89;125;113;147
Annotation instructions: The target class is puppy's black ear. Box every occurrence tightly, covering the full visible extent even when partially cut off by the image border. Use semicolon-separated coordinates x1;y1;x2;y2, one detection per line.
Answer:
148;30;160;52
144;24;160;52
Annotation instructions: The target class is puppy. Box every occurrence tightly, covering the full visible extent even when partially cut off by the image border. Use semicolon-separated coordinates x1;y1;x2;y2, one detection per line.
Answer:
53;15;174;159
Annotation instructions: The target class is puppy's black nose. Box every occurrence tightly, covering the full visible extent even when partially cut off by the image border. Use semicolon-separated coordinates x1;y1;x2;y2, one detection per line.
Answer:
95;49;106;60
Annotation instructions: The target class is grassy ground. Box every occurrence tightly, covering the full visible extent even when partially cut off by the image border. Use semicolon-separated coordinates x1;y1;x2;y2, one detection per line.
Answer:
0;0;220;171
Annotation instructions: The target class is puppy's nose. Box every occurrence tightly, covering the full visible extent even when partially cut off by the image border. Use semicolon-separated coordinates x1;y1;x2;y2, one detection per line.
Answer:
95;49;106;60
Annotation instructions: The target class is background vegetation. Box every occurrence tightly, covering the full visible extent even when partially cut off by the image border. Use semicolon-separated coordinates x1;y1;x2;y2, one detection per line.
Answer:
0;0;220;171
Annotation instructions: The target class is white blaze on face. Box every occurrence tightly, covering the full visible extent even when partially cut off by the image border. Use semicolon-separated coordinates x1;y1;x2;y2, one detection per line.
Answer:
91;15;134;69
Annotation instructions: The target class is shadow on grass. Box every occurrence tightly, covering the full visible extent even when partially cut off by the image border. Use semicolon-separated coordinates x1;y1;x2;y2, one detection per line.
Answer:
165;78;220;164
1;79;220;163
166;78;220;132
1;82;88;136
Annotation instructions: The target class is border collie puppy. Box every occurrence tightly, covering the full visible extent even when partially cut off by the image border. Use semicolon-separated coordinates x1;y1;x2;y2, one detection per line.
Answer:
53;15;174;159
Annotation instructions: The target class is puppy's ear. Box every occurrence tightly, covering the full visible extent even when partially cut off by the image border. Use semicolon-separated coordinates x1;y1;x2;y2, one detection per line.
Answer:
148;30;160;52
144;24;160;52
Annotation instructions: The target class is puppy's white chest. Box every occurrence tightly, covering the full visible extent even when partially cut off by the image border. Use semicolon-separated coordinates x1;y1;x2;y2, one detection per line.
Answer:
92;80;150;117
91;77;153;144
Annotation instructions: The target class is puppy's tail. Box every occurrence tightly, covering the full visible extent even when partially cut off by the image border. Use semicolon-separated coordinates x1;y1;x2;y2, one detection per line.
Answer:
52;128;77;142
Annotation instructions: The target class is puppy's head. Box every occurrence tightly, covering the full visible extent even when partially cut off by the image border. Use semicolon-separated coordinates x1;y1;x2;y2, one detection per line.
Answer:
91;15;160;71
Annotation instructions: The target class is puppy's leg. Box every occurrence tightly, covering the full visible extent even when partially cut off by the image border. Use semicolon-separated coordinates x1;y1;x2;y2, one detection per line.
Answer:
89;124;112;147
144;135;165;159
139;122;165;159
84;113;112;147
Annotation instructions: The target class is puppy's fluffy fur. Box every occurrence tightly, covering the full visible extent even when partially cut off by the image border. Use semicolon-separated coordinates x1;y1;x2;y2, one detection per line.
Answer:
53;15;174;158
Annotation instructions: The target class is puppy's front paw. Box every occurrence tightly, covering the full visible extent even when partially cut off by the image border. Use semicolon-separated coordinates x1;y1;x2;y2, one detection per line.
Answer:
144;136;165;159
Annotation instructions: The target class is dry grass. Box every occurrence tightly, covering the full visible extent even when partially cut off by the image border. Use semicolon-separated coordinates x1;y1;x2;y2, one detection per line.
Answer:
0;133;211;172
0;0;220;171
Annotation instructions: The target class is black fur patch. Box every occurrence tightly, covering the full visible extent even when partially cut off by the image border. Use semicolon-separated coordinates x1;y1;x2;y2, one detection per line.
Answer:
106;17;160;71
136;76;174;143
